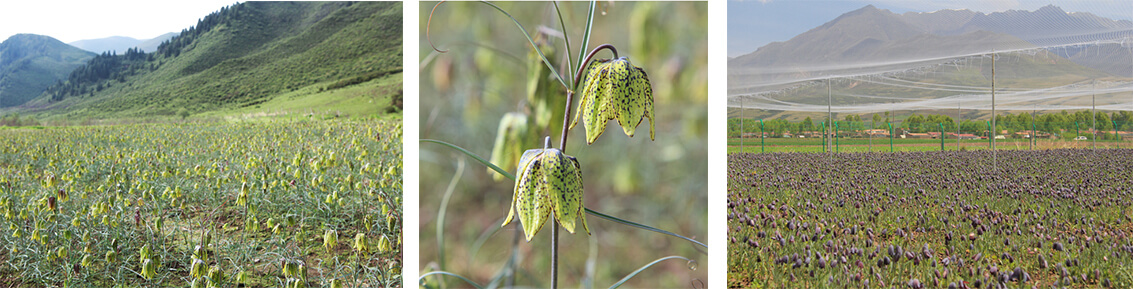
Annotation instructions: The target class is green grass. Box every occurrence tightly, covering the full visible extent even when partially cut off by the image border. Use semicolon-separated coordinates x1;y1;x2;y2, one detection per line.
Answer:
0;119;403;287
198;72;403;121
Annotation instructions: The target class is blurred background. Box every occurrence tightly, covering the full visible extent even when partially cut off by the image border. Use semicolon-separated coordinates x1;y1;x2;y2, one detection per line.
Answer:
418;1;707;288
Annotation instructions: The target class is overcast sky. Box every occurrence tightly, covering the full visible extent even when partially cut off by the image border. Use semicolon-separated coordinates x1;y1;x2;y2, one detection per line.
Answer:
0;0;240;44
729;0;1133;57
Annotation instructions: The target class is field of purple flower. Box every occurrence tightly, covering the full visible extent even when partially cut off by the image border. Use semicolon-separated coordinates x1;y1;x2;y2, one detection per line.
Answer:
728;149;1133;288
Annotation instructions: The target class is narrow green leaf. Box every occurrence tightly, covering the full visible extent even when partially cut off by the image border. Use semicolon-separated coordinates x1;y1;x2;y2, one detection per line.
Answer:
421;139;513;180
477;1;568;89
608;256;693;289
420;271;486;289
552;1;575;87
585;208;706;251
576;0;597;91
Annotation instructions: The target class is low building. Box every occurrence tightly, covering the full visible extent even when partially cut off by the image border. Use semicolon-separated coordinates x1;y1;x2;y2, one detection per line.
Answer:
903;133;931;139
945;133;980;140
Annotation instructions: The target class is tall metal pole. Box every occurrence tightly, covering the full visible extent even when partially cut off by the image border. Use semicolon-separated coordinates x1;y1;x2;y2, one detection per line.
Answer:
958;101;962;150
740;96;744;153
991;51;997;171
1093;80;1097;150
828;78;833;154
1031;103;1036;150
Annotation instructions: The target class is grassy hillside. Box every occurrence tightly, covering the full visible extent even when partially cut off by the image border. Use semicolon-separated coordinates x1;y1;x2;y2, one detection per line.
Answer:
0;34;95;107
11;1;402;122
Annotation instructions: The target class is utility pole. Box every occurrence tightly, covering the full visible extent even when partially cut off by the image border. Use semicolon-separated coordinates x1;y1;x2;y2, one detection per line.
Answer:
1093;80;1097;150
828;78;833;154
740;96;744;153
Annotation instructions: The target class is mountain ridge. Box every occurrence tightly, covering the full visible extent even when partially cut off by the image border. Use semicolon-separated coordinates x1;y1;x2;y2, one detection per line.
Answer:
0;34;94;107
68;33;177;54
732;4;1133;70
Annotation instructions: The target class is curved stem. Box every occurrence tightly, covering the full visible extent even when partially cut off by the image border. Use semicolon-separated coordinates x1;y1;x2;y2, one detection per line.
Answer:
426;1;449;53
571;44;618;92
560;44;617;153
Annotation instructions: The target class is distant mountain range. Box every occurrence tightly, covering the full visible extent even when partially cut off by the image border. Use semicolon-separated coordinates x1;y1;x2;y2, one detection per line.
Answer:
730;4;1133;91
68;33;177;54
0;34;94;107
728;4;1133;120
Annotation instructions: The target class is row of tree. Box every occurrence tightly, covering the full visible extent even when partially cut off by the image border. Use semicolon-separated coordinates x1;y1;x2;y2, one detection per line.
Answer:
44;48;153;101
729;111;1133;139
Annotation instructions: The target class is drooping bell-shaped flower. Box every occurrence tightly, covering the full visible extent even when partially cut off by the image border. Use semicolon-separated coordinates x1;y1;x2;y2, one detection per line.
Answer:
570;57;655;144
487;112;536;181
501;139;589;241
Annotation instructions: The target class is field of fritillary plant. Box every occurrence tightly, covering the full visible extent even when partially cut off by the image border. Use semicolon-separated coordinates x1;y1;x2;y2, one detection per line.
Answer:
0;119;402;287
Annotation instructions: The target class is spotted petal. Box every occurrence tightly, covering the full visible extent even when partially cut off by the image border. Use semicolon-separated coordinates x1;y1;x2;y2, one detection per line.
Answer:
548;153;588;235
502;149;551;241
501;147;588;241
570;57;654;144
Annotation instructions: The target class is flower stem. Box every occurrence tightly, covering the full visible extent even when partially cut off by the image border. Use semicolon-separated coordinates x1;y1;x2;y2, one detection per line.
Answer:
552;43;617;289
551;221;559;289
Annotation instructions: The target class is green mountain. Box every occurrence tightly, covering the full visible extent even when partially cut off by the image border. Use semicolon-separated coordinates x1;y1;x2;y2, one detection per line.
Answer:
19;1;402;120
0;34;95;107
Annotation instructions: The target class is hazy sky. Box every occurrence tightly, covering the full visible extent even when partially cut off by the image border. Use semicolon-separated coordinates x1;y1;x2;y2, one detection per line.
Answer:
0;1;240;44
729;0;1133;57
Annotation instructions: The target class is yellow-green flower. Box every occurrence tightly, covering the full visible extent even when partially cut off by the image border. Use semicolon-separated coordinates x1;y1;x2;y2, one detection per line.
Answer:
141;258;156;280
105;250;118;263
323;229;338;253
526;35;567;133
570;57;655;144
501;145;588;241
207;265;225;287
190;258;207;279
377;234;392;253
487;112;536;181
353;233;369;254
193;245;208;262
